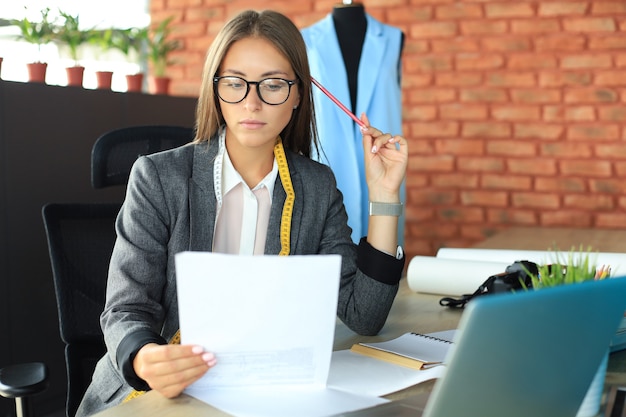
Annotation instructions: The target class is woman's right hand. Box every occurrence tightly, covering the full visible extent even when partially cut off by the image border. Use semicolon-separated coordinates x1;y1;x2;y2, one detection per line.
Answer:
133;343;217;398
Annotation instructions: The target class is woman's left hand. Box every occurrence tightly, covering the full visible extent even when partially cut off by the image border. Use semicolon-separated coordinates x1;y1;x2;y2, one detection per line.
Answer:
360;113;408;202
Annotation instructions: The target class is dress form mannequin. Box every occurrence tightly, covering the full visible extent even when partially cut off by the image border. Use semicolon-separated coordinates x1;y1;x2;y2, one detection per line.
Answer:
302;6;406;244
332;2;405;113
332;2;367;113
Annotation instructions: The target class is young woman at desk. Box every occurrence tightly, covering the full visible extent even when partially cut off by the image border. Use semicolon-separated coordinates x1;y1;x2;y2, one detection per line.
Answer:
76;10;407;416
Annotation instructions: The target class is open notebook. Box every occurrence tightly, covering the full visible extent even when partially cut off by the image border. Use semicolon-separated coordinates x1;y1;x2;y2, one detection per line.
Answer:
331;276;626;417
350;331;452;370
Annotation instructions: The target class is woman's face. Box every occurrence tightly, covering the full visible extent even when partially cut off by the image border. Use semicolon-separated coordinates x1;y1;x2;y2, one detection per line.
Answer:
217;36;300;153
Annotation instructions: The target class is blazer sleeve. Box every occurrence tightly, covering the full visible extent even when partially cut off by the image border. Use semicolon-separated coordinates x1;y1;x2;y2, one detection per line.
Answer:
308;161;404;336
100;155;172;375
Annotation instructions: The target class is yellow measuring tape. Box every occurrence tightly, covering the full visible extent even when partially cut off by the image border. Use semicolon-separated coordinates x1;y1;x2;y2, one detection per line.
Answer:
274;139;295;256
124;137;294;402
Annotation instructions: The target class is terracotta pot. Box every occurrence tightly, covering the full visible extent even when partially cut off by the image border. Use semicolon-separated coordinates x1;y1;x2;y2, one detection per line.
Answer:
95;71;113;90
149;76;171;95
125;73;144;93
66;66;85;87
27;62;48;83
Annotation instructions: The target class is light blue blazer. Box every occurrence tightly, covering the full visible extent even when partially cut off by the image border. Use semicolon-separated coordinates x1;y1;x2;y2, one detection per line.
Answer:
302;13;405;244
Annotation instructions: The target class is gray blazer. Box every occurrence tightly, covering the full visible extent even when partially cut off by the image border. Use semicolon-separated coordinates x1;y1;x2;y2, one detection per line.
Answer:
76;139;400;416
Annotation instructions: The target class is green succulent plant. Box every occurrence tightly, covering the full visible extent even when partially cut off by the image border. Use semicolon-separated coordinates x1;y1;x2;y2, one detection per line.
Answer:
87;27;114;54
11;7;56;59
54;10;92;64
110;27;148;61
146;16;180;77
525;247;609;289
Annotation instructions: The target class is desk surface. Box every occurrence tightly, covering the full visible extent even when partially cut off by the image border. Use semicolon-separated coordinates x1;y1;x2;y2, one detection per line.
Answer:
94;227;626;417
473;226;626;253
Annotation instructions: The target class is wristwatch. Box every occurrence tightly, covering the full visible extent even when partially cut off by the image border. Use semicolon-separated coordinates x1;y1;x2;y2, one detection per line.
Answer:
369;201;403;217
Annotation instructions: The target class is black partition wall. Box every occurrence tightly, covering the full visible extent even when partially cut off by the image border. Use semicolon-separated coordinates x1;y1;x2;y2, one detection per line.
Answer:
0;80;197;415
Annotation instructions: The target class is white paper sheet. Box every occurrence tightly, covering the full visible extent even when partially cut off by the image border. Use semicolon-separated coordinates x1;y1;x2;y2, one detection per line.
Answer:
185;384;389;417
327;350;445;397
175;252;387;416
407;255;510;296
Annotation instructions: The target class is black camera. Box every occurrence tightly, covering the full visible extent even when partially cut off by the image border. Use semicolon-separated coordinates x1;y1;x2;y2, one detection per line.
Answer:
483;260;538;294
440;260;539;308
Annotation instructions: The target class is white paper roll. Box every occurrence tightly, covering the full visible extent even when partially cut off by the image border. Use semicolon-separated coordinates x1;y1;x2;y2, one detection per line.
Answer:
436;248;626;277
406;256;511;296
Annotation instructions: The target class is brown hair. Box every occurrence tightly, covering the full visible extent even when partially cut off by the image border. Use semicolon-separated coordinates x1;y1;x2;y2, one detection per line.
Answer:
193;10;318;158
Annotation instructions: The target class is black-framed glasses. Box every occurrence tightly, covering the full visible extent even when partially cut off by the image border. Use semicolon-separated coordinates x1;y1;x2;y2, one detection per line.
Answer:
213;76;298;105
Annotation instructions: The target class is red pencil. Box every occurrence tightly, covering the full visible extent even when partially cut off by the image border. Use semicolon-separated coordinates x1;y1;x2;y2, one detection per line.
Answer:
311;77;367;129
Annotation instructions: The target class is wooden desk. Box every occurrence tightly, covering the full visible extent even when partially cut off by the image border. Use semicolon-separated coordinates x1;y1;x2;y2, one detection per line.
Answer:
94;278;626;417
94;227;626;416
473;226;626;253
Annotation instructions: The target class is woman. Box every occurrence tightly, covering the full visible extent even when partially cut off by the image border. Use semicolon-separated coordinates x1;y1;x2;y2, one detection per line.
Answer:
76;9;407;416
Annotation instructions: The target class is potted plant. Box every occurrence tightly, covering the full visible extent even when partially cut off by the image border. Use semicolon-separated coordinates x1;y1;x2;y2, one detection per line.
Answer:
54;10;91;87
146;16;180;95
10;7;56;83
87;27;115;89
525;249;612;417
526;249;607;289
110;26;148;92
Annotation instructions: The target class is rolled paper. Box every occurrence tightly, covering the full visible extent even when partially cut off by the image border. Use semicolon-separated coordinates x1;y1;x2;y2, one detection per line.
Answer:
406;256;511;296
436;248;626;277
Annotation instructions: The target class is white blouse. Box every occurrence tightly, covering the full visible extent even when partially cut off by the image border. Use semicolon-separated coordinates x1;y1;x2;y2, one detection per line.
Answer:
212;134;278;255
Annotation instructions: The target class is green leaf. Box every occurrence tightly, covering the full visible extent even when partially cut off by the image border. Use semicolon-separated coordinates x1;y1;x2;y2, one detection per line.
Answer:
528;246;602;289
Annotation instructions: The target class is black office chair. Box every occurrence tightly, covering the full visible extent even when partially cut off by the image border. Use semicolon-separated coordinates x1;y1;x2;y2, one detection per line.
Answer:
15;127;189;416
91;125;194;188
0;362;48;417
42;203;121;417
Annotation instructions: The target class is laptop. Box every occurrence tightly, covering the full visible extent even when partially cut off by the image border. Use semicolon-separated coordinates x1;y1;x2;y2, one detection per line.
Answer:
333;276;626;417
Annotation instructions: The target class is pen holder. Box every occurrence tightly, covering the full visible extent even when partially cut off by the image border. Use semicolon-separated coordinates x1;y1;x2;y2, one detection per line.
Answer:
576;350;609;417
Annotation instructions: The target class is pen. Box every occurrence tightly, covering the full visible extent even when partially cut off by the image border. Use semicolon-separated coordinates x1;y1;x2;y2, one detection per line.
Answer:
595;265;612;279
311;76;367;129
595;265;604;280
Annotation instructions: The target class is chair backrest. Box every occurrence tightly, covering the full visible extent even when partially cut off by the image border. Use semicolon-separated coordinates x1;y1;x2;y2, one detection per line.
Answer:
42;203;121;417
91;125;194;188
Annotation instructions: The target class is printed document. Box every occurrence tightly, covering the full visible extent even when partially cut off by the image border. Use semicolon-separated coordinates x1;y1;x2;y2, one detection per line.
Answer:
175;252;387;417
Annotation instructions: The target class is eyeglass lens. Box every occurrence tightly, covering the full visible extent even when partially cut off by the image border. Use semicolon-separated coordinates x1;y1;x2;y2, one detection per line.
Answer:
215;77;293;105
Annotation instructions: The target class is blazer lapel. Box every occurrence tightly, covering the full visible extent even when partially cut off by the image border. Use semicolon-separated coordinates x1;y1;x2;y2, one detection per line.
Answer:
189;141;218;251
306;15;359;171
321;16;351;117
357;15;385;117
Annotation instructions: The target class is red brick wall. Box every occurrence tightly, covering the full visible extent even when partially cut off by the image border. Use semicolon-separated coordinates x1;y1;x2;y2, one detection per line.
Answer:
151;0;626;259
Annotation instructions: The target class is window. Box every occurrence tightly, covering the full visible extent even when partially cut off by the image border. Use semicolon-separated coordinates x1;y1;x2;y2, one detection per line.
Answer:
0;0;150;91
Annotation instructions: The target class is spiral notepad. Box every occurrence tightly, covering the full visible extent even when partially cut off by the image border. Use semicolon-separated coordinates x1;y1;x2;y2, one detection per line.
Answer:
350;332;453;370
